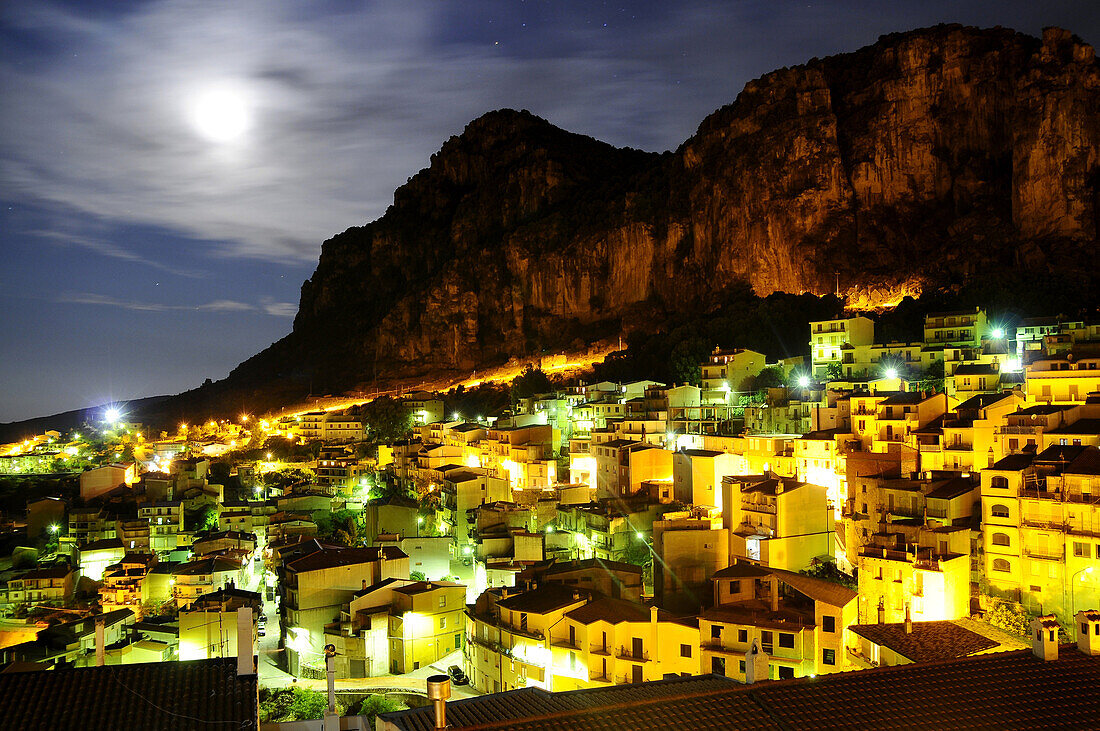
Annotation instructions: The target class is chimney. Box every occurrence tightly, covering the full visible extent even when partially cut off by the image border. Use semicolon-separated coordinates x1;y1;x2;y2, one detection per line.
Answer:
904;604;912;634
877;601;885;625
236;606;254;676
1030;615;1060;661
745;640;769;684
426;674;452;730
362;579;367;590
770;578;780;613
323;644;339;731
95;618;105;667
1075;610;1100;656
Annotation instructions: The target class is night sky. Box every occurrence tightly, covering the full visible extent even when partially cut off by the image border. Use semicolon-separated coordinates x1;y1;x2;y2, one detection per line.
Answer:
1;1;1097;424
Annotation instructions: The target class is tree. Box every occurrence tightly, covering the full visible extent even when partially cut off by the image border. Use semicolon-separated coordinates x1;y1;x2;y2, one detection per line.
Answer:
360;397;414;443
668;338;708;387
825;361;844;381
259;687;344;722
511;365;552;400
348;695;407;725
410;570;427;581
197;505;219;532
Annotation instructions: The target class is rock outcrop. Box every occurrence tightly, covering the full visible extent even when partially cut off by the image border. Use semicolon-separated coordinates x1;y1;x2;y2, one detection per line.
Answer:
230;25;1100;396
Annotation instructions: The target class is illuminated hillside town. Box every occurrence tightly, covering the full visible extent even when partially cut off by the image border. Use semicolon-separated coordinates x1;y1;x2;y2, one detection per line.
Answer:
2;308;1100;727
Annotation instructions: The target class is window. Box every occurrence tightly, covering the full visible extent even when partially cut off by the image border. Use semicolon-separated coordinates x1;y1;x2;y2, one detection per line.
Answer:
711;625;722;639
737;629;748;643
728;580;741;594
439;594;447;608
680;644;692;658
992;533;1011;547
822;649;836;666
778;666;795;679
1072;541;1089;557
992;558;1010;572
991;476;1009;489
761;631;773;653
778;633;795;649
991;504;1010;519
822;616;836;633
738;660;746;674
520;613;527;631
712;657;725;675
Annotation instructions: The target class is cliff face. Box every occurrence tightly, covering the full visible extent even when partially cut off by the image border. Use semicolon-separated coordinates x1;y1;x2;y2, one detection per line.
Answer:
231;25;1100;393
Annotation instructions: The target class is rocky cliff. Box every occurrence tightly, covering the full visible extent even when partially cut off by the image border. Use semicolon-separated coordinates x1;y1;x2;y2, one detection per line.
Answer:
230;25;1100;397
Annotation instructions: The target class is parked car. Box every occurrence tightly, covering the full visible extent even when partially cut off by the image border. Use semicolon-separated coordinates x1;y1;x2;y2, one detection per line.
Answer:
448;665;468;685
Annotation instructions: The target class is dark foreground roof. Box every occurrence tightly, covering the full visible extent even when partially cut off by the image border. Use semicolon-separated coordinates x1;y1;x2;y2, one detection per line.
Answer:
849;620;998;663
0;657;258;730
380;646;1100;730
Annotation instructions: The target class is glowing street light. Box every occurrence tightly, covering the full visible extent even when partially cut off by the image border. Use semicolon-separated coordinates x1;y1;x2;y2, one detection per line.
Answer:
104;407;121;424
452;412;461;421
49;524;59;534
797;375;810;388
265;452;272;460
992;327;1005;339
635;531;644;540
884;367;898;380
240;414;249;423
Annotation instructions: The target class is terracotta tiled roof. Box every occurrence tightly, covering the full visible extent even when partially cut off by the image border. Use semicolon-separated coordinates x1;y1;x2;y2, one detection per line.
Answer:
285;546;407;573
849;620;998;662
382;647;1100;730
564;596;667;625
544;558;641;577
497;585;590;614
0;657;257;729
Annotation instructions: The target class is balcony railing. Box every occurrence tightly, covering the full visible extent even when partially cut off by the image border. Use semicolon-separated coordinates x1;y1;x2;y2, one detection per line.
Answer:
1023;547;1064;561
995;425;1041;435
617;647;649;662
1021;518;1068;531
741;502;777;514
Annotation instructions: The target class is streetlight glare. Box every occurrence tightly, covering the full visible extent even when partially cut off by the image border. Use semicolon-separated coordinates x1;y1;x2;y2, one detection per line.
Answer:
797;375;810;388
992;327;1005;339
885;367;898;380
104;407;121;423
635;531;644;540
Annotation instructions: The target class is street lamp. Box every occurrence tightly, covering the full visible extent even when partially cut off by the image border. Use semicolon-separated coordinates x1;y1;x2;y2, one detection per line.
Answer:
1071;566;1095;638
797;375;810;389
884;367;898;380
417;515;424;537
49;524;59;534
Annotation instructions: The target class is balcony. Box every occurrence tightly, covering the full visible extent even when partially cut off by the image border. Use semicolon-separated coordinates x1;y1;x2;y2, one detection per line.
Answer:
616;647;649;662
1020;488;1060;501
1023;546;1064;561
1021;518;1068;531
995;425;1041;435
741;502;777;514
700;640;743;656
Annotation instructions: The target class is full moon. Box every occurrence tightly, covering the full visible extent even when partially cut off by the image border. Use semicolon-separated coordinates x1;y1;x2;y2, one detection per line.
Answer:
191;89;250;143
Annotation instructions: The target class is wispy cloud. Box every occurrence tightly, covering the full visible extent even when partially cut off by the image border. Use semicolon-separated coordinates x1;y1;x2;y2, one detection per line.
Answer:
0;1;750;263
27;229;205;278
58;292;285;316
260;298;297;318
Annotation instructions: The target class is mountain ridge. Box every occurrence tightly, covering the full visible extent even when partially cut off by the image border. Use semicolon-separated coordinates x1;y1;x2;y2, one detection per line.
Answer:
5;23;1100;438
